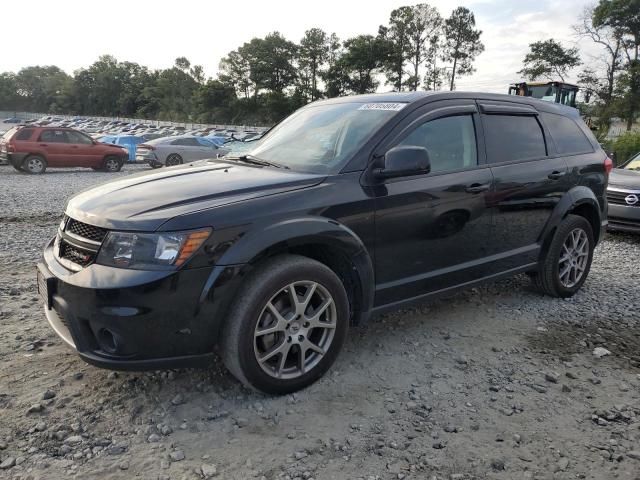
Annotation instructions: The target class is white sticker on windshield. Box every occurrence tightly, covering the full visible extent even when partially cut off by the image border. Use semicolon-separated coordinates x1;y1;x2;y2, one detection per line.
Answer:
358;103;407;111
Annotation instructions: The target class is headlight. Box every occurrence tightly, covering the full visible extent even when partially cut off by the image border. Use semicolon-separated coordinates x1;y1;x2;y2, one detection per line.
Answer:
96;229;211;270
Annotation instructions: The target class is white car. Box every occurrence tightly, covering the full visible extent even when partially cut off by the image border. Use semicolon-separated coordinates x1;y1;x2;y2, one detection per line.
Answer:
136;135;230;168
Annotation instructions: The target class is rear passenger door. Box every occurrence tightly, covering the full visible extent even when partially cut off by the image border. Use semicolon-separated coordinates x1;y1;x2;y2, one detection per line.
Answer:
37;129;69;166
170;138;201;161
479;101;570;268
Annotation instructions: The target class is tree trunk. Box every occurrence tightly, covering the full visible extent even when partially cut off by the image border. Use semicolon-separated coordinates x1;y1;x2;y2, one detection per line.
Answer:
311;62;317;101
628;43;639;131
450;55;457;91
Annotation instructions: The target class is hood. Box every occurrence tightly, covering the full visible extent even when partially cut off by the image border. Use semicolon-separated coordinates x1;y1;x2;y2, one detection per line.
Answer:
66;160;326;231
609;168;640;189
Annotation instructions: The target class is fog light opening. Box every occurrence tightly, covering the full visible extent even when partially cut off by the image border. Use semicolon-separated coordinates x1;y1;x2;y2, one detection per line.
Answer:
97;328;118;354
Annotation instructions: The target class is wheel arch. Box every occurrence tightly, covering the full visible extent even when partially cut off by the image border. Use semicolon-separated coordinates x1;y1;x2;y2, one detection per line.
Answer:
216;217;375;326
539;186;603;260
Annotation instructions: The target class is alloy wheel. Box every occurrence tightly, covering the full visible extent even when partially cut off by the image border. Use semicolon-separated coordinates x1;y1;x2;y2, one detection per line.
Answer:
253;281;337;380
26;157;44;173
558;228;589;288
105;157;120;171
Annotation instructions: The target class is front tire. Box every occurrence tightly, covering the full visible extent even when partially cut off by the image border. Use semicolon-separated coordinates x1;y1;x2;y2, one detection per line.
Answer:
23;155;46;174
102;156;122;172
220;255;349;394
532;214;594;298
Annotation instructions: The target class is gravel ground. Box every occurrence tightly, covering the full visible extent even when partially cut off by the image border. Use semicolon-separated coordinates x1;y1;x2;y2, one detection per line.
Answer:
0;164;639;480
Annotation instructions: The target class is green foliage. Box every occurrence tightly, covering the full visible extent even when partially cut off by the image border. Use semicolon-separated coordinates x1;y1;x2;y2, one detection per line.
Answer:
518;39;581;82
610;130;640;164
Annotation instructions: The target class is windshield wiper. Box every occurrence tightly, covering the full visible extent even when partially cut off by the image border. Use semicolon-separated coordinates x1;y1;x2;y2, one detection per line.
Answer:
227;154;289;169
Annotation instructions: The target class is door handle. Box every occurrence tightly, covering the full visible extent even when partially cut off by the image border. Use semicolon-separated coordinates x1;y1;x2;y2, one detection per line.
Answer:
70;146;78;149
39;144;48;147
548;171;566;180
465;183;490;194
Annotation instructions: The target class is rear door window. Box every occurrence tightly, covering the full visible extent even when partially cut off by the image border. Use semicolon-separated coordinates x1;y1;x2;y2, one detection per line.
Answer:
541;113;593;155
172;138;200;146
39;130;69;143
483;115;546;163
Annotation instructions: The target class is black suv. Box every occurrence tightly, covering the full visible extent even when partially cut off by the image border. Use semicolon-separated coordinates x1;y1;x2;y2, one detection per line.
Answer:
38;92;609;394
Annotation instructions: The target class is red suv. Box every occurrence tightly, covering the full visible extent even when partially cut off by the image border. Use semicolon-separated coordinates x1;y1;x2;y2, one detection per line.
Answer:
0;126;128;174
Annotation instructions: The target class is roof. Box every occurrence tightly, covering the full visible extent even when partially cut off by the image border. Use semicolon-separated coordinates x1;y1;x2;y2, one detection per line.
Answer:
309;91;580;117
512;81;579;88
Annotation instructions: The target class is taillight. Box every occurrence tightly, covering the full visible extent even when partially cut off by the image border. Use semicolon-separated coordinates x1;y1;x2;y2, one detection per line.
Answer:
139;144;155;151
604;156;613;175
7;144;15;153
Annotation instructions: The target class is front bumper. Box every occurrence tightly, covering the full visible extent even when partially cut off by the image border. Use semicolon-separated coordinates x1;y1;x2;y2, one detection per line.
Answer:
40;238;246;370
608;203;640;233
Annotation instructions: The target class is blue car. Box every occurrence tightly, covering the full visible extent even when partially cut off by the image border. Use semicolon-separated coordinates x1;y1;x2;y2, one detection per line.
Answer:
3;117;22;124
97;135;145;162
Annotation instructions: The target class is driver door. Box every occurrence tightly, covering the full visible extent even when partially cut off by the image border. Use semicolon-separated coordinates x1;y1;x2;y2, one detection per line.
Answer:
371;100;495;307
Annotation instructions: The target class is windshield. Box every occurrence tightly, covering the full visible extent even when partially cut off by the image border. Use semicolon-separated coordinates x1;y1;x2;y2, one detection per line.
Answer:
624;154;640;171
528;85;557;103
245;102;402;173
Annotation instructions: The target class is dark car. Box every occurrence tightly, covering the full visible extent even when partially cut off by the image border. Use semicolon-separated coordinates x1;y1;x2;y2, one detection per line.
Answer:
606;153;640;232
0;126;128;173
38;92;610;394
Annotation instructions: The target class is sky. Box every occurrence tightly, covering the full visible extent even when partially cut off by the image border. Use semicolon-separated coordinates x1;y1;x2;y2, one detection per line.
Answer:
1;0;602;93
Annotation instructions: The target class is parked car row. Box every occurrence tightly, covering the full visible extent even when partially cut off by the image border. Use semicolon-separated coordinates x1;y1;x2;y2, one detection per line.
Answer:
21;115;264;143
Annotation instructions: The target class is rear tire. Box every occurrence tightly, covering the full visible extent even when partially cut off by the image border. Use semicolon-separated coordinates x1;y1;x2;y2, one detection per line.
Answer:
165;154;182;167
220;255;349;394
23;155;46;174
531;214;594;298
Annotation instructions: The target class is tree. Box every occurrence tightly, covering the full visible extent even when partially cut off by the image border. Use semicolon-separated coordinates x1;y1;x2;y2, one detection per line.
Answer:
574;7;623;105
14;66;72;112
442;7;484;90
0;73;19;111
299;28;329;101
380;6;412;91
219;50;252;99
518;39;581;82
594;0;640;130
193;79;237;123
340;35;387;94
405;4;442;91
174;57;191;71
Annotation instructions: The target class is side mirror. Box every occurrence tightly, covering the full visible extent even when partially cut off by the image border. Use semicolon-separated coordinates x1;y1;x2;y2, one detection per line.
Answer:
375;145;431;179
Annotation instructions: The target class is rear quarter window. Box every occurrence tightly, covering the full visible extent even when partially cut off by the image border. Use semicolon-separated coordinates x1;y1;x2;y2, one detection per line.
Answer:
483;114;547;163
15;129;34;141
541;112;593;155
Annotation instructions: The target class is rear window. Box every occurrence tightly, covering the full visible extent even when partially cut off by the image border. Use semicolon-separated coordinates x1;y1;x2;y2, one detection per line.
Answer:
15;128;34;141
541;113;593;155
483;115;546;163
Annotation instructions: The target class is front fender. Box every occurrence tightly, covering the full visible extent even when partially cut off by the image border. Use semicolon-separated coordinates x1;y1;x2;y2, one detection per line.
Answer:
214;216;375;324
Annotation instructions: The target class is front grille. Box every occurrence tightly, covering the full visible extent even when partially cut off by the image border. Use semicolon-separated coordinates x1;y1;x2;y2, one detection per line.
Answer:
55;215;108;270
59;241;95;267
66;217;108;243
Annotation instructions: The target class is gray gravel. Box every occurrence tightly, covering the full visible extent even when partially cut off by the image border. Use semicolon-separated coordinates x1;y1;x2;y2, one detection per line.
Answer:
1;163;639;480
